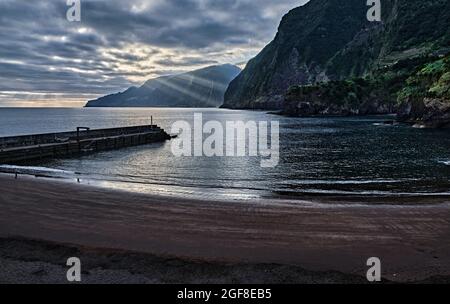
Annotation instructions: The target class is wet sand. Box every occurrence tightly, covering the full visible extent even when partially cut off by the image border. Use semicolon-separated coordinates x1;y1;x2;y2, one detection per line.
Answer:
1;174;450;283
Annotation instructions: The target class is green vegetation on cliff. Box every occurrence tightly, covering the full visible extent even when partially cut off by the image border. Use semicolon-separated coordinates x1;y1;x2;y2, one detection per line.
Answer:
223;0;370;109
398;56;450;102
224;0;450;111
284;54;450;127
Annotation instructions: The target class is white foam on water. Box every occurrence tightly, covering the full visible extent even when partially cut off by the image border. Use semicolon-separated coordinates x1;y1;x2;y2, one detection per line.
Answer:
0;164;75;176
438;160;450;166
292;189;450;196
284;178;419;185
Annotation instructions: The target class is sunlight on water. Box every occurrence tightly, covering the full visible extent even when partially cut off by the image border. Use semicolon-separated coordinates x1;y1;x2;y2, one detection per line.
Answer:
1;108;450;201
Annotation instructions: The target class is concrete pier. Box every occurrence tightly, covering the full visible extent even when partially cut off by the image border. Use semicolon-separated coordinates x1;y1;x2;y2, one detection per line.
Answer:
0;125;171;164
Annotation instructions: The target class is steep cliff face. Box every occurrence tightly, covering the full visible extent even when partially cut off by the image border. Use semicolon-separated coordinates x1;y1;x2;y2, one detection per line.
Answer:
223;0;371;109
327;0;450;78
223;0;450;110
86;64;241;108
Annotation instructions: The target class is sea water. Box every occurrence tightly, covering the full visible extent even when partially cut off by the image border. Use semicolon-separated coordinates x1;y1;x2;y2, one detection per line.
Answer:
1;107;450;201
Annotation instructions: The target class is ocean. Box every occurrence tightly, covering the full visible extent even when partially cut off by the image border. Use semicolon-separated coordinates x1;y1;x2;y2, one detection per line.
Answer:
1;107;450;201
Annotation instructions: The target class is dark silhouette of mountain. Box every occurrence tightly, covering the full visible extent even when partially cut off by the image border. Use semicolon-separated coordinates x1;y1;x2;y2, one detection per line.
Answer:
86;64;241;108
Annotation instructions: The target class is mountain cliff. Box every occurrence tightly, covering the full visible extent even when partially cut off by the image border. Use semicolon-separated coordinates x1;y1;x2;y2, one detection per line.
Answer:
223;0;450;112
283;54;450;127
86;64;241;108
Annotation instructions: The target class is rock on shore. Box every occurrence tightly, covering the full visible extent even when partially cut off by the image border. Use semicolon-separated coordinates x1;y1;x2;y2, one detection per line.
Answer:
398;98;450;128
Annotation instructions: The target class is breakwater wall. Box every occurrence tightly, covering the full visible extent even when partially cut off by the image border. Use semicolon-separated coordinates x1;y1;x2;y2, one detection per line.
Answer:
0;125;171;164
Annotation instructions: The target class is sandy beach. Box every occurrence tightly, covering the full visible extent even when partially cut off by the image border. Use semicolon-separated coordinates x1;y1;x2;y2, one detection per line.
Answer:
1;174;450;283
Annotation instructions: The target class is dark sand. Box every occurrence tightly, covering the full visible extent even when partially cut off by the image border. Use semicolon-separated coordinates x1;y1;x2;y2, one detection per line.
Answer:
0;237;373;284
1;174;450;283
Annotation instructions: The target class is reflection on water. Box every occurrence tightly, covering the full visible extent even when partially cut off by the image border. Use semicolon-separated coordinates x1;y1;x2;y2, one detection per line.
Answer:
1;108;450;201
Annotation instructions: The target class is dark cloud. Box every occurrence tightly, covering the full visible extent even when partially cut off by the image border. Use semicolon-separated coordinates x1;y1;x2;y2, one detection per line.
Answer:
0;0;307;106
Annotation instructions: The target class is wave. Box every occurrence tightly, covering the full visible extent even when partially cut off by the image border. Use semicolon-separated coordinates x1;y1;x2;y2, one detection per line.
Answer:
372;122;399;127
438;160;450;166
280;188;450;197
282;178;419;185
0;165;76;177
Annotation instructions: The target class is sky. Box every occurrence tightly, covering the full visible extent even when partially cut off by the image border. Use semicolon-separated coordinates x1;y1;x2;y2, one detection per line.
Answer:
0;0;308;107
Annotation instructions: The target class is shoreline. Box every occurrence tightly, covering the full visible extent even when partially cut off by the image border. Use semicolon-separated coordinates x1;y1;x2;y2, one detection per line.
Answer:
3;171;450;207
1;174;450;283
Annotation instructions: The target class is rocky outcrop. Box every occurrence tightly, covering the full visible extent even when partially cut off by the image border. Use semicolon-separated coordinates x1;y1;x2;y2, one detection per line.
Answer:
284;99;393;117
282;82;394;117
398;98;450;128
395;53;450;128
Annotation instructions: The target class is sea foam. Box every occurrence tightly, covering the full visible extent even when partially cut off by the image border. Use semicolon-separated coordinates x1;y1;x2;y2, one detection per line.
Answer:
438;160;450;166
0;165;75;176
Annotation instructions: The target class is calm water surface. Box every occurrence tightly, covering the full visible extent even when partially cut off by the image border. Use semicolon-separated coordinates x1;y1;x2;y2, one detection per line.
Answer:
1;107;450;201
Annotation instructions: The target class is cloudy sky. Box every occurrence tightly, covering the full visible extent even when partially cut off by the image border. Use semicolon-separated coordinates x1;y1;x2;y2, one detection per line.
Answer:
0;0;308;107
